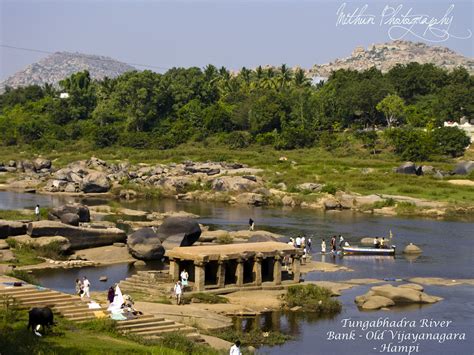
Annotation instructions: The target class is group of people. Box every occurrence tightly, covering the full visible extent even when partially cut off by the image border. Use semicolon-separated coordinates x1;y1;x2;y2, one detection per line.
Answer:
288;235;312;251
373;237;389;249
74;276;91;298
321;235;348;254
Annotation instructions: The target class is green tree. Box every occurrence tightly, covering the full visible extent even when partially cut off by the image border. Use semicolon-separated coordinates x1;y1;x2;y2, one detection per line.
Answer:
431;127;471;157
376;94;406;127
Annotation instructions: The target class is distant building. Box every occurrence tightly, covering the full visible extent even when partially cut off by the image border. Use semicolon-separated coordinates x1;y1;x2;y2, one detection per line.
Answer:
444;117;474;142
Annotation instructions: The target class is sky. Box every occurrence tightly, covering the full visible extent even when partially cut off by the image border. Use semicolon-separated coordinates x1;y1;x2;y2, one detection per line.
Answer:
0;0;473;80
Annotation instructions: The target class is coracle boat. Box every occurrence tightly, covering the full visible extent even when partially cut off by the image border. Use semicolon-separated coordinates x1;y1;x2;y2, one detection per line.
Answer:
342;245;396;256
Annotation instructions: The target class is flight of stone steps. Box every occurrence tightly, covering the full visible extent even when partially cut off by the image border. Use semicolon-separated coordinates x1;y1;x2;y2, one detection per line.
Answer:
119;270;174;295
0;279;205;343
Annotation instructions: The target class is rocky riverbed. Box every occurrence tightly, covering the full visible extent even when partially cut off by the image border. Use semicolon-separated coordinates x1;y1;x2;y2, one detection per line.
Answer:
1;156;473;218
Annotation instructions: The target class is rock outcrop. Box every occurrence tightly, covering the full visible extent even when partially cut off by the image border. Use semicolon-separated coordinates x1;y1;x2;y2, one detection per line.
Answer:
403;243;422;254
0;220;27;239
127;227;165;261
156;217;201;248
355;284;442;310
48;204;91;223
27;220;126;249
452;161;474;175
9;235;71;252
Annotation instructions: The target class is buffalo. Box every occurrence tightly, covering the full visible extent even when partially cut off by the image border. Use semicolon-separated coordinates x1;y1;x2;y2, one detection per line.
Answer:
28;307;55;336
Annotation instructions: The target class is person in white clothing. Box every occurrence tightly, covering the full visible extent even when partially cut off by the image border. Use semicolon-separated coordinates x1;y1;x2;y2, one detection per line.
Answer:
295;236;302;248
321;239;326;253
180;269;189;288
174;281;183;305
229;340;241;355
82;276;90;298
35;204;40;221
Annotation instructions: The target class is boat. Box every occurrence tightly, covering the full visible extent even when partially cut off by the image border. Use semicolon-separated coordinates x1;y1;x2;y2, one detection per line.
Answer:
341;245;396;256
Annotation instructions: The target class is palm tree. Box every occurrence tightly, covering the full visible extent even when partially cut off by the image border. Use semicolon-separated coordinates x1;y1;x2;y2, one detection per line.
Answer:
277;64;293;89
293;68;311;87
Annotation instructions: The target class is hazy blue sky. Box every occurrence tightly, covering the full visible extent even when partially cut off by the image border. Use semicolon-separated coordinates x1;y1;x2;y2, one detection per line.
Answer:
0;0;472;80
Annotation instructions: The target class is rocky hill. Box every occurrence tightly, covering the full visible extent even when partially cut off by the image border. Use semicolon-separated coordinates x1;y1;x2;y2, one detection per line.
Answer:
0;52;136;90
310;40;474;77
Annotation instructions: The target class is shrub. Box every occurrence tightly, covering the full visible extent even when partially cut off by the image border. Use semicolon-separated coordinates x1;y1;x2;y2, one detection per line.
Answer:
226;131;252;149
384;127;433;161
321;183;338;195
184;293;229;304
284;285;342;315
431;126;470;157
93;125;119;148
218;328;291;347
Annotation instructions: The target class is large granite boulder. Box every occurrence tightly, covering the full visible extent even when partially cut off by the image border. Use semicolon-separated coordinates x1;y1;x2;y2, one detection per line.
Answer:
60;213;80;226
452;161;474;175
127;227;165;260
211;176;260;192
33;158;52;171
234;193;265;206
80;171;111;193
355;284;442;310
395;162;420;175
296;183;324;192
27;220;126;249
48;204;91;223
0;220;27;239
247;234;290;243
156;217;201;247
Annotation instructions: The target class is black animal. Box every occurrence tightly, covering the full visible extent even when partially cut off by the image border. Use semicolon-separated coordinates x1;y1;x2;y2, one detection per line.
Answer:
28;307;54;335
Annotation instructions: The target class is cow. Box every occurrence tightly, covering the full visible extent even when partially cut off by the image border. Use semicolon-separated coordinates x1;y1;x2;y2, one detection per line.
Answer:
27;307;55;336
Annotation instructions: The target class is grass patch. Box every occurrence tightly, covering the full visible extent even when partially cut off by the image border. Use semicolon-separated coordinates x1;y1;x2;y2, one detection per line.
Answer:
217;327;292;347
216;234;233;244
283;285;342;315
395;202;417;215
184;293;229;304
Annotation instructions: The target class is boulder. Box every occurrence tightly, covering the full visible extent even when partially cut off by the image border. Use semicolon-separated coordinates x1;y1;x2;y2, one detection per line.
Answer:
421;165;435;175
0;240;9;249
99;276;108;282
119;189;138;200
127;227;165;261
22;160;35;173
370;284;433;304
199;230;230;242
80;171;111;193
60;213;80;226
322;197;340;210
211;176;260;192
395;162;419;175
27;220;126;249
53;168;71;181
452;161;474;175
64;183;77;193
403;243;422;254
49;204;91;223
335;192;355;209
0;220;28;239
234;193;265;206
33;158;51;171
296;183;324;192
399;283;424;292
156;217;201;247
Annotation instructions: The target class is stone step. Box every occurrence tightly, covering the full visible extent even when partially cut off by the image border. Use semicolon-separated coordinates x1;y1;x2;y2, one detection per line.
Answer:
119;280;171;291
12;292;67;301
114;315;158;325
117;319;174;331
132;325;196;337
0;287;41;295
62;311;96;318
53;304;91;311
63;314;96;322
19;297;79;306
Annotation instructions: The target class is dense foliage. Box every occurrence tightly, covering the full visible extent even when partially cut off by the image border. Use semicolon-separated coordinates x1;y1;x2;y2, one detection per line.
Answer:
284;285;342;315
0;63;472;160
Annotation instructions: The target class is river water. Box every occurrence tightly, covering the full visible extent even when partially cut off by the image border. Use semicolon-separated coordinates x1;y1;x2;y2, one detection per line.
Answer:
1;191;473;354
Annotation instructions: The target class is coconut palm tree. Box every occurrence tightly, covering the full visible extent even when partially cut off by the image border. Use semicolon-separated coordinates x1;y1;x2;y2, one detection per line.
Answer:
293;68;311;87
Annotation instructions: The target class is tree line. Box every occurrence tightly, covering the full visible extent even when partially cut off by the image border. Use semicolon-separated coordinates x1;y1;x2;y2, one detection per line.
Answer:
0;62;472;160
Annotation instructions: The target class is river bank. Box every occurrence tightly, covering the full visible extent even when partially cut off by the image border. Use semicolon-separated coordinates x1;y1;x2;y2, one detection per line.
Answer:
1;145;473;220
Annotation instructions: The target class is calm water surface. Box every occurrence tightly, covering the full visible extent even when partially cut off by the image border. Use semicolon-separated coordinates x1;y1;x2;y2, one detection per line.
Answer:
1;191;473;354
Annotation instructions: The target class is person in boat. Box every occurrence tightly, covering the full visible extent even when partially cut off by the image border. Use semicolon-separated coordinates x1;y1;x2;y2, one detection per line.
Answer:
373;237;380;249
338;235;345;249
321;239;326;253
380;237;387;248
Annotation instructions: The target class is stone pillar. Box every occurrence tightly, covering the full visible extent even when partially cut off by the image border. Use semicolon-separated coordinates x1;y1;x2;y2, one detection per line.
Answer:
254;253;263;286
194;261;206;291
236;258;244;287
273;255;282;285
217;259;226;288
169;258;180;282
292;255;301;282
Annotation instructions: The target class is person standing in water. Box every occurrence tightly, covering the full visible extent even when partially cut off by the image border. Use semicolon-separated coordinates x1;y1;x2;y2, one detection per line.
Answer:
321;239;326;254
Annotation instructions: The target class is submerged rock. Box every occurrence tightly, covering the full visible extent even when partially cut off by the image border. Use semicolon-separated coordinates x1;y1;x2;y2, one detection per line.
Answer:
403;243;422;254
